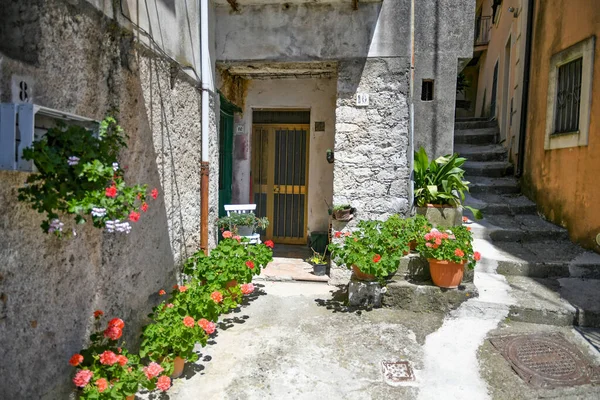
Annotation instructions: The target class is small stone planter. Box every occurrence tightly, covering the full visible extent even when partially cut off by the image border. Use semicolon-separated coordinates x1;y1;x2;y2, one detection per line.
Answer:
236;225;254;236
332;208;353;221
416;204;463;227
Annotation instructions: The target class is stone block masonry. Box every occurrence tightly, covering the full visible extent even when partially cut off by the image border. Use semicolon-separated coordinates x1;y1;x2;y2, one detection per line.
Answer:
0;1;216;398
330;57;411;284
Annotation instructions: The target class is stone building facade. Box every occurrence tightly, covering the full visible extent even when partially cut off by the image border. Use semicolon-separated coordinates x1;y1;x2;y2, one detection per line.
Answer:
0;1;219;398
0;0;475;397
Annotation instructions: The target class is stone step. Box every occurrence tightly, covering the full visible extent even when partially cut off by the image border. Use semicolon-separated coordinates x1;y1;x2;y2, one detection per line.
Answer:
383;279;478;313
500;276;600;328
464;193;537;216
454;127;498;145
484;214;570;242
455;119;498;130
490;241;600;279
463;160;514;177
467;176;521;195
455;143;507;161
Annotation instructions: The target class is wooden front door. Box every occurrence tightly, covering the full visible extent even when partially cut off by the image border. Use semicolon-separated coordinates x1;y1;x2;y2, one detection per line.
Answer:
252;124;309;244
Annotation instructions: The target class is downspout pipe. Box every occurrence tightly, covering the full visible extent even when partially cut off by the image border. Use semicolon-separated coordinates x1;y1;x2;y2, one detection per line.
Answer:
200;0;214;254
516;0;534;177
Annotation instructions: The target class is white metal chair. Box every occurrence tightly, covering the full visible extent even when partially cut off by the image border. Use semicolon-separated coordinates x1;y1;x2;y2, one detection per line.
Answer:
224;204;262;244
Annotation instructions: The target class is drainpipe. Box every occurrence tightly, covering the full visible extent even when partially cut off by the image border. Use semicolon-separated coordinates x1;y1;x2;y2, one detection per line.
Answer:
409;0;416;212
200;0;214;254
516;0;534;177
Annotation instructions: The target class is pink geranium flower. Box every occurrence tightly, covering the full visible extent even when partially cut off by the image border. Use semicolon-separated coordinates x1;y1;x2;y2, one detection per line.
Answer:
73;369;93;387
241;283;254;295
156;375;171;391
143;362;164;380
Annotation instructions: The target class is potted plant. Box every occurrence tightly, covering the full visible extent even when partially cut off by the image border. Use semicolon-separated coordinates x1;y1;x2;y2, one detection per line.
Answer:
413;147;481;227
329;219;409;283
70;311;170;398
415;225;481;288
140;300;209;378
331;204;353;221
216;212;269;236
306;247;328;276
18;117;158;237
183;232;274;287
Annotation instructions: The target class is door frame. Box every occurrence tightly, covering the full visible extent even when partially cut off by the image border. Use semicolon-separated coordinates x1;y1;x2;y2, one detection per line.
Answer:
218;95;241;217
251;121;310;245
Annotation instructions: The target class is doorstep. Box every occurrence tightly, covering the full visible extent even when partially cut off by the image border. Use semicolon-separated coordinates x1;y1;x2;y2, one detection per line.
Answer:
257;256;329;283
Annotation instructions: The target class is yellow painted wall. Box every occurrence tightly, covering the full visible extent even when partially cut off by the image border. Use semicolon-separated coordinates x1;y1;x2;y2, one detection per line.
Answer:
523;0;600;251
473;0;527;162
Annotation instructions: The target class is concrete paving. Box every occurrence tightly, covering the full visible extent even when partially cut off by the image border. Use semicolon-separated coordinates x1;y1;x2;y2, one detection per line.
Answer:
166;281;444;400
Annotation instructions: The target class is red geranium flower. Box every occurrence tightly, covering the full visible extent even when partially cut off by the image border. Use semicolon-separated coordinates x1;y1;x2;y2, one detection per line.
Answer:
246;260;255;269
264;240;274;249
373;254;381;263
99;350;118;366
156;375;171;391
117;355;128;366
108;318;125;330
474;251;482;261
103;325;122;341
151;188;159;200
334;231;342;238
178;285;187;293
198;318;216;335
454;248;465;258
183;316;195;328
95;378;108;393
141;202;149;212
105;186;117;198
211;291;223;303
69;354;84;367
158;289;166;296
93;310;104;318
129;211;140;222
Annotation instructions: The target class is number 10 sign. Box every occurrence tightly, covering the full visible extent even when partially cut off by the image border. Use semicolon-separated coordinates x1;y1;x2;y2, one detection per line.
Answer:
356;93;369;107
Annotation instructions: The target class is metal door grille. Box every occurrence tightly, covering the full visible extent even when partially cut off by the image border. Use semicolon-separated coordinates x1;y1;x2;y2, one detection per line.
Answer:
554;58;582;134
252;123;309;244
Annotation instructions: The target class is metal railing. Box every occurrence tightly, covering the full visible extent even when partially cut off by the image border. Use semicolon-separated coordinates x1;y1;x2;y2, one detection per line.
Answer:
474;16;491;46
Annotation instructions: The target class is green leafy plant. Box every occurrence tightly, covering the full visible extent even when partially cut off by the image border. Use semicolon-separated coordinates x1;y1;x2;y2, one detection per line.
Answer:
139;298;209;364
216;212;269;233
329;218;410;283
332;204;351;212
70;311;170;398
182;233;274;286
307;247;328;265
413;147;482;219
18;117;158;236
415;225;481;268
456;72;470;95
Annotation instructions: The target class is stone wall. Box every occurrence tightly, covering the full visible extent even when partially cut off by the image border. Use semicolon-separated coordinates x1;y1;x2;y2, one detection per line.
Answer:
413;0;476;158
331;57;411;283
0;1;214;398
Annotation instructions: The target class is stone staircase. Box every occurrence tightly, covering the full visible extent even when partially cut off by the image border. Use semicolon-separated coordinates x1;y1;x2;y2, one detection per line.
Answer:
455;118;600;328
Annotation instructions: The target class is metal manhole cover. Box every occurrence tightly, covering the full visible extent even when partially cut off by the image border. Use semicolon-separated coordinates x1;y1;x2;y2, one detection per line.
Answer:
490;333;600;388
382;360;414;386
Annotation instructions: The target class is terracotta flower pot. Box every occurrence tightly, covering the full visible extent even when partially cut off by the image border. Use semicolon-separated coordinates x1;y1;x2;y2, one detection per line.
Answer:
427;258;465;288
351;265;376;281
170;356;185;378
126;395;135;400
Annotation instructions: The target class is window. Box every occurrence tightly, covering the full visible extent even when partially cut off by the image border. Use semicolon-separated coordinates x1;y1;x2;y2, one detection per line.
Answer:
554;58;582;134
545;36;595;150
421;80;434;101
